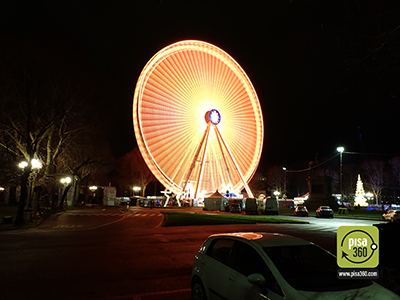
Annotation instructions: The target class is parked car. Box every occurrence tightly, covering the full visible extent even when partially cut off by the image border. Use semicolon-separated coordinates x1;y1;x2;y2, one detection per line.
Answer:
294;206;309;217
230;203;242;214
264;197;279;215
316;206;334;218
245;198;258;215
191;232;400;300
382;210;400;223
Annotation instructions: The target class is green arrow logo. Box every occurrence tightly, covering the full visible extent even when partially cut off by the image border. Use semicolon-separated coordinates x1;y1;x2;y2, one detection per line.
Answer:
337;226;379;268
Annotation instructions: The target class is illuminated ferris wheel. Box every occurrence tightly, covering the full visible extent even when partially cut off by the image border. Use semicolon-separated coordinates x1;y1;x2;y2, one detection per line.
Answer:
133;40;263;200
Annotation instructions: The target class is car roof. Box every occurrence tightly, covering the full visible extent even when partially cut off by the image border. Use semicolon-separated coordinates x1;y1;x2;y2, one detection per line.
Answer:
208;232;312;247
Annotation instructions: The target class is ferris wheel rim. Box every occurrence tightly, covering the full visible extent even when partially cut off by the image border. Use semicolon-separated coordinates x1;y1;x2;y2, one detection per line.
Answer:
133;40;264;196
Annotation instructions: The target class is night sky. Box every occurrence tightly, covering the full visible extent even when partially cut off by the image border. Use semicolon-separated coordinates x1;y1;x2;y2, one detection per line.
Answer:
2;0;400;171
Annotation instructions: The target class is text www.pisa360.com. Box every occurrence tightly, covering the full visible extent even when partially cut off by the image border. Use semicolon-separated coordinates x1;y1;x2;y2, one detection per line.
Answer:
337;269;379;280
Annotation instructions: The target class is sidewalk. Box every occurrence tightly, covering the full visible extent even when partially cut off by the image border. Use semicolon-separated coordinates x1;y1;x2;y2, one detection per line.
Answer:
0;205;125;231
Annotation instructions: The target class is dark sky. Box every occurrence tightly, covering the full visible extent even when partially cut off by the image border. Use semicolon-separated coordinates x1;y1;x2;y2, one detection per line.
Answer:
2;0;400;171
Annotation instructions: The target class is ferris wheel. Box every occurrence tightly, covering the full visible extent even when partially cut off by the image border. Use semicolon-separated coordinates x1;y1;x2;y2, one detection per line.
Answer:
133;40;263;200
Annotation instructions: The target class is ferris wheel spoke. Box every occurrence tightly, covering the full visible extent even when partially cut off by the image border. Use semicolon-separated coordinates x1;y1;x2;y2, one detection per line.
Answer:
134;40;263;199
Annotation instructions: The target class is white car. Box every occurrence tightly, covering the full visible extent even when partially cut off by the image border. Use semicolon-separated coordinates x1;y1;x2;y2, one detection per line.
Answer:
382;210;400;223
191;232;400;300
316;206;334;218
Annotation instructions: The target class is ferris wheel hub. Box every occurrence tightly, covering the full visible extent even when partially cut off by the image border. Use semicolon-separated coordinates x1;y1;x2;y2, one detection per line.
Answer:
205;109;221;125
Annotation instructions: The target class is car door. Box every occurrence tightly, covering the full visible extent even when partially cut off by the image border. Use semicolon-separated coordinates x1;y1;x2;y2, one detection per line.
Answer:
202;238;235;299
226;241;285;300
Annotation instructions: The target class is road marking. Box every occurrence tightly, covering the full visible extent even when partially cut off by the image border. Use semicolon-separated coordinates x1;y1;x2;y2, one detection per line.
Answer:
88;214;128;230
52;225;83;229
64;213;124;217
132;213;162;217
109;288;191;299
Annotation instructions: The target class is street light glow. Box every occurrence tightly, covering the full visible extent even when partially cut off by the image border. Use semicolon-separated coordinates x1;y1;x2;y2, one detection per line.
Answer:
337;147;344;205
133;186;141;192
18;161;28;169
32;159;42;169
18;159;42;169
60;177;71;184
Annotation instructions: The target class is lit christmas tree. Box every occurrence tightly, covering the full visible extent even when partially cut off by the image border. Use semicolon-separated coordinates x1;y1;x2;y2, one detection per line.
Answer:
354;174;368;207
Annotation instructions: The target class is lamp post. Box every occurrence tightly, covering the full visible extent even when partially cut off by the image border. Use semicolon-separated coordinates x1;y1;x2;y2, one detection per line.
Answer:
60;177;71;207
133;186;141;195
282;167;287;199
89;186;97;205
133;186;141;206
337;147;344;205
273;190;280;199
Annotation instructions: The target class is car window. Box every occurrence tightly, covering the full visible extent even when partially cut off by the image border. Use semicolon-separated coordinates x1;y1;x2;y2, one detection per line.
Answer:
206;238;234;266
264;245;372;292
232;241;283;296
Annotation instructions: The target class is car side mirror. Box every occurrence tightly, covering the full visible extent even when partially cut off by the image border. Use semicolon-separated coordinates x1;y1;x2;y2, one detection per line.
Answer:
247;273;266;286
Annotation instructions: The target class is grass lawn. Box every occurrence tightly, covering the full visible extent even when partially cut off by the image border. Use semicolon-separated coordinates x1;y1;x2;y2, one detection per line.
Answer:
0;205;18;223
335;209;384;219
280;207;384;219
161;211;309;227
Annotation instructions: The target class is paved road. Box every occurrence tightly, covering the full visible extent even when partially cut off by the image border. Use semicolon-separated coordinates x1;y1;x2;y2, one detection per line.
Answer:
0;206;391;300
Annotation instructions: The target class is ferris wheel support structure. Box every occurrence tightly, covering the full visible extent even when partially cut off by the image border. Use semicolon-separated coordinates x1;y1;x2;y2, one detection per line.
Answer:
182;118;254;199
214;125;254;198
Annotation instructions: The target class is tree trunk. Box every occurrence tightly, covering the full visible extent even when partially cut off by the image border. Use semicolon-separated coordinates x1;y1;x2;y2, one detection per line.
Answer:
59;183;72;208
73;178;83;207
142;186;146;197
32;186;42;215
15;168;31;225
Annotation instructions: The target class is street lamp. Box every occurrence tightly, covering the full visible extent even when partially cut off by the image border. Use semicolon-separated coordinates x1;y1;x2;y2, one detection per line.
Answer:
18;159;42;169
133;186;141;206
89;186;97;205
282;167;287;199
18;161;28;169
337;147;344;205
59;177;72;207
60;177;71;185
273;190;280;199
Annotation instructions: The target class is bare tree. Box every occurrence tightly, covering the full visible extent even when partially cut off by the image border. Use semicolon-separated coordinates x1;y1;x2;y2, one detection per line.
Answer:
0;37;111;223
116;148;156;197
362;159;386;205
266;165;285;196
56;131;114;207
389;156;400;188
249;171;267;198
0;46;71;223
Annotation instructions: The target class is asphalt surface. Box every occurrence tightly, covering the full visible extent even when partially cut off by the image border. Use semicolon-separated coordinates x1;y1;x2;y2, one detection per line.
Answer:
1;206;399;299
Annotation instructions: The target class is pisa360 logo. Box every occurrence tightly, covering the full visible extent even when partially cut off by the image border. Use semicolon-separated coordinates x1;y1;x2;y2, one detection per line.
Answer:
337;226;379;268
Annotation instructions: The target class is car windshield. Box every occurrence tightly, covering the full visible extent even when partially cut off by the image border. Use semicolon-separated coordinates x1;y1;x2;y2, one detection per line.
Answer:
298;207;306;210
264;245;372;292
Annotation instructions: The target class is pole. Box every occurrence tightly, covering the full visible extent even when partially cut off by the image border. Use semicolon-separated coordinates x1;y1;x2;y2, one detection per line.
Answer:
340;152;343;205
283;167;287;199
